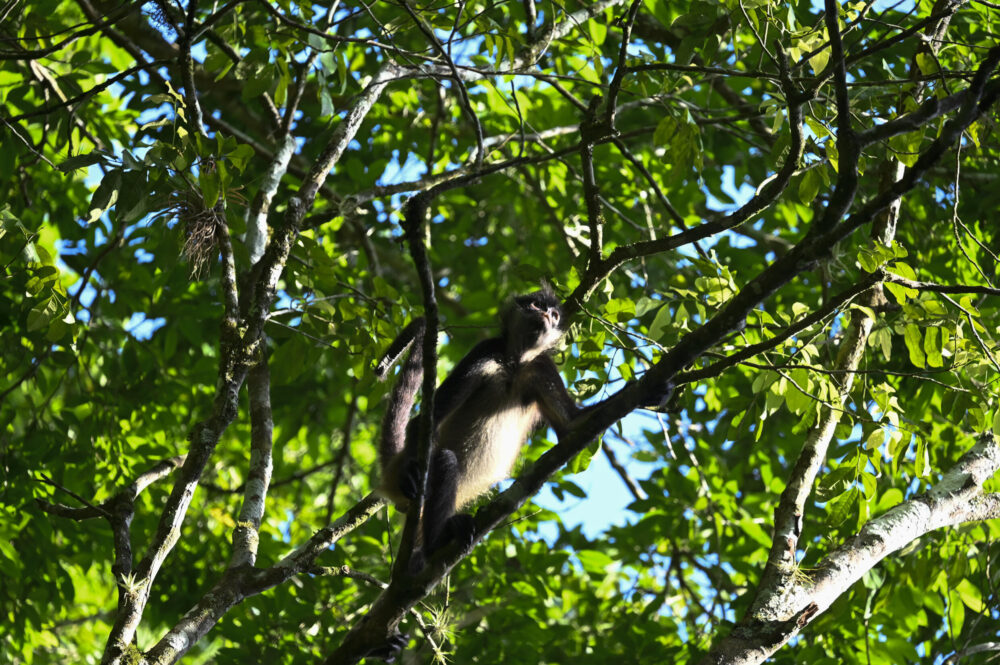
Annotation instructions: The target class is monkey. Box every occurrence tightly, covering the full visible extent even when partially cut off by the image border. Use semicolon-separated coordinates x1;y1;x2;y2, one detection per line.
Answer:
374;287;581;564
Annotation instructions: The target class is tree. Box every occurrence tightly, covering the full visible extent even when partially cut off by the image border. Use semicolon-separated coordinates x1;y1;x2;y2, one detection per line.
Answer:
2;0;1000;663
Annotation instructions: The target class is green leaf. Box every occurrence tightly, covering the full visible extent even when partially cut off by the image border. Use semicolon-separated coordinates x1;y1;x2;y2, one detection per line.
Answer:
876;327;892;362
860;471;877;497
827;487;859;526
27;298;56;331
809;45;830;75
199;168;221;207
949;593;965;636
955;579;984;612
738;517;772;547
588;19;607;45
798;168;821;203
229;144;255;172
889;129;924;167
567;435;602;474
116;170;149;223
914;437;929;478
817;466;854;500
653;114;701;173
864;428;885;451
648;304;672;341
577;549;614;575
59;152;104;172
605;297;636;322
87;169;121;223
915;53;939;76
856;490;871;531
923;326;943;368
857;247;880;273
904;324;925;368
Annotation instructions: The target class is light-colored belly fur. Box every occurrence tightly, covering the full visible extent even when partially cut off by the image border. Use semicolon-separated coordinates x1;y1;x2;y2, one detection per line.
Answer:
378;359;543;511
439;387;540;509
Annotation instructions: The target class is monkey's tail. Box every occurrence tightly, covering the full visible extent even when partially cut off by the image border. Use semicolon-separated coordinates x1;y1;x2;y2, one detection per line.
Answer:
376;317;426;468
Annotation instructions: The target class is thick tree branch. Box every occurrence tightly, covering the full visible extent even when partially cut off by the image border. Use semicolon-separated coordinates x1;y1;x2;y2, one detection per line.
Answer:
751;303;876;616
229;359;274;569
700;433;1000;665
245;134;296;265
253;493;387;593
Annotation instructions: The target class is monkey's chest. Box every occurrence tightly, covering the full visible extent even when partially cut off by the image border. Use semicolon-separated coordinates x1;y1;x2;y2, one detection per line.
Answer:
438;378;541;507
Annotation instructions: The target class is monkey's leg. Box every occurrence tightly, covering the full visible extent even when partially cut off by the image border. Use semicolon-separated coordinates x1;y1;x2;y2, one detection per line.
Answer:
423;448;458;554
423;449;476;555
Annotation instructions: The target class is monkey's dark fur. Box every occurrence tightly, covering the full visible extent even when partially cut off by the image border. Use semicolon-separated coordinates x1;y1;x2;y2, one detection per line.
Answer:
375;288;580;560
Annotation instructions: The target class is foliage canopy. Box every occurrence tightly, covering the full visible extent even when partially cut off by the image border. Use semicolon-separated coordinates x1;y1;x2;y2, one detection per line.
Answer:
2;0;1000;664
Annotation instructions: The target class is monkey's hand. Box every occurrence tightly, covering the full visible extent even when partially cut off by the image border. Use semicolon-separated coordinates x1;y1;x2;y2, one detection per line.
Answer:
640;379;678;412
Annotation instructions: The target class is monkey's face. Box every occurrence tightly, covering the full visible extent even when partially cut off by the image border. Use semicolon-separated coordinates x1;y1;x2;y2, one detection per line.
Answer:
505;290;565;361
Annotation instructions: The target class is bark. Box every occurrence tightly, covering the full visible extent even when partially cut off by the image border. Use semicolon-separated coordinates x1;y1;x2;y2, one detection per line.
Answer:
700;435;1000;665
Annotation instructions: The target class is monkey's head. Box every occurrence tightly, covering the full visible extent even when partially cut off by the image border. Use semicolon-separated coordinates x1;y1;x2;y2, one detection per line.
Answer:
501;288;565;362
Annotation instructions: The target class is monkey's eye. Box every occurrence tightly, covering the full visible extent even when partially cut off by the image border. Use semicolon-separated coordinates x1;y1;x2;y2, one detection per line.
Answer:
528;301;542;311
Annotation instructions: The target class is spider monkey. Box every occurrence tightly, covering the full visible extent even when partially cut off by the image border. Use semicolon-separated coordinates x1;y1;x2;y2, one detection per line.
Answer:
374;287;581;563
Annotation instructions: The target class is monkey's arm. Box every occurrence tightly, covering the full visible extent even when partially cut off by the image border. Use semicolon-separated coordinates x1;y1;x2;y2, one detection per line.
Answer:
529;355;581;437
432;338;504;423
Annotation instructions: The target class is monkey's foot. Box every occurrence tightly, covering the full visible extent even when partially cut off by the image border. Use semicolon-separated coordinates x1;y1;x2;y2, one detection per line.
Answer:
406;548;428;574
446;513;476;550
363;629;409;663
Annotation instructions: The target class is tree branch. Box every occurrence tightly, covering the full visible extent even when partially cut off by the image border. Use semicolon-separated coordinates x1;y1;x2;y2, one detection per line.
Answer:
700;433;1000;665
394;192;440;576
399;0;484;165
603;0;643;129
566;54;805;309
0;2;138;60
145;494;386;665
102;52;400;665
676;269;884;385
229;359;274;569
884;274;1000;297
